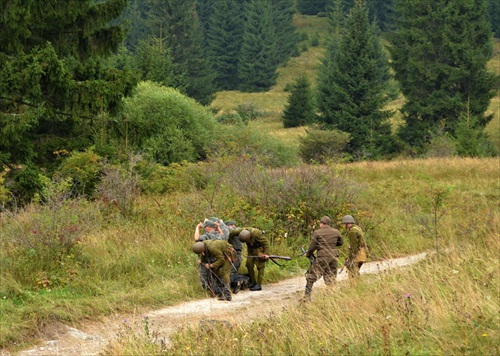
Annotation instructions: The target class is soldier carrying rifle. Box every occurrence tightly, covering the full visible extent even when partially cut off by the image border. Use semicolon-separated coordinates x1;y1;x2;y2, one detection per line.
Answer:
300;216;343;302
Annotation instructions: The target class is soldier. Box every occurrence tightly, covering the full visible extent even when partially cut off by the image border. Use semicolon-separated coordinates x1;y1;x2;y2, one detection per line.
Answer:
301;216;343;302
229;227;270;291
341;215;367;278
192;240;233;301
195;219;224;242
209;217;230;241
224;220;248;293
194;220;224;291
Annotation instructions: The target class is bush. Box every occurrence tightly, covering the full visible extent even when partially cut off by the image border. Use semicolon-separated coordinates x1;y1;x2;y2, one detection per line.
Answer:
117;81;217;165
299;128;351;163
55;149;102;197
207;126;299;167
215;157;361;238
236;102;263;122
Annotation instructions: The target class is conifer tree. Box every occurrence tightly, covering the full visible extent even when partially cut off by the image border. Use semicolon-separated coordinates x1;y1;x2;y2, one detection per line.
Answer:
271;0;298;65
283;74;316;128
317;0;393;158
206;0;245;90
0;0;136;170
238;0;279;92
389;0;497;152
296;0;329;15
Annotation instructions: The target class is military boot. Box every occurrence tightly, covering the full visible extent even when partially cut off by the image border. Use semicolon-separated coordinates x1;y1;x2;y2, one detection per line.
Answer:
249;284;262;291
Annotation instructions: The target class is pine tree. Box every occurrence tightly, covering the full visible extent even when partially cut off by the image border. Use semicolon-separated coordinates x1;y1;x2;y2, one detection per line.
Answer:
206;0;245;90
271;0;298;66
238;0;279;92
125;0;216;105
296;0;329;15
389;0;497;152
317;0;393;158
283;74;316;128
0;0;136;170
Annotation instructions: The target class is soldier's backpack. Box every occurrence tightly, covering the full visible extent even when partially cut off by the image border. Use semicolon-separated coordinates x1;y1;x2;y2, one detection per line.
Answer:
225;246;238;262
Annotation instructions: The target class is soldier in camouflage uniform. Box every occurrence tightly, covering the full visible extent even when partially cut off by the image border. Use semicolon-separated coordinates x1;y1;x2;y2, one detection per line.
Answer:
302;216;343;302
193;240;233;301
342;215;367;278
194;220;225;292
229;227;270;291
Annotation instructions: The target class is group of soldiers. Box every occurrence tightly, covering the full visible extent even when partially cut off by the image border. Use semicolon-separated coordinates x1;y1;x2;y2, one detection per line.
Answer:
191;214;367;302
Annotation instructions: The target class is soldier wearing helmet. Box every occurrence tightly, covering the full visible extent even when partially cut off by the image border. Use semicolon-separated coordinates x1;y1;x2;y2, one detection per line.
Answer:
194;219;225;292
301;215;343;302
192;240;233;301
341;215;368;278
229;227;270;291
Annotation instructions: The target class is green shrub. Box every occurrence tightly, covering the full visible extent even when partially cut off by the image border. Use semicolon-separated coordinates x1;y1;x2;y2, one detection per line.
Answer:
55;149;102;197
118;81;217;165
208;126;299;167
299;128;351;163
236;102;263;122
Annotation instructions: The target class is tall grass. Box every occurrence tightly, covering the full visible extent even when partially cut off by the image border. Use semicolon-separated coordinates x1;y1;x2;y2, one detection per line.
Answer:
15;156;490;355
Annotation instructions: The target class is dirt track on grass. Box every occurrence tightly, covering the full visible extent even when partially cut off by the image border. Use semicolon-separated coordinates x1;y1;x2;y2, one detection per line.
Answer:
5;252;429;356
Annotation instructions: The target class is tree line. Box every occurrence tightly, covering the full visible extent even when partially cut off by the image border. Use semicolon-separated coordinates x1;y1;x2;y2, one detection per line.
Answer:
0;0;498;204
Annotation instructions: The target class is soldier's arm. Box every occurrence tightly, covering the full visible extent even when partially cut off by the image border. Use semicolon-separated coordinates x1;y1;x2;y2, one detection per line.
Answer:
210;249;225;269
194;222;203;241
257;232;270;255
306;233;318;257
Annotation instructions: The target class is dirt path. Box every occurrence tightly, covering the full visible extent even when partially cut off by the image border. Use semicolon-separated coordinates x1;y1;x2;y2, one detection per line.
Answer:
4;252;429;356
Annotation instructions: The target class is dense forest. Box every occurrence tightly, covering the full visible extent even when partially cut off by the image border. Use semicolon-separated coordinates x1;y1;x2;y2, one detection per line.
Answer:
0;0;499;204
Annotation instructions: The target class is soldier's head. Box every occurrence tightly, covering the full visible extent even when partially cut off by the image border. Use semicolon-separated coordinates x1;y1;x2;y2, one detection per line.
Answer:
320;216;331;226
192;242;206;254
238;229;251;242
341;215;355;228
202;219;217;232
225;220;237;230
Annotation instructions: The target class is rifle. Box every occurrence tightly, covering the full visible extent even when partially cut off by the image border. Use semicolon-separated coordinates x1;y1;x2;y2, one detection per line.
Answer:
298;246;315;265
247;255;292;267
338;257;353;275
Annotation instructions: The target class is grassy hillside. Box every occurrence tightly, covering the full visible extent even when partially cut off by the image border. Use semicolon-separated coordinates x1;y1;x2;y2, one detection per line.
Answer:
212;15;500;152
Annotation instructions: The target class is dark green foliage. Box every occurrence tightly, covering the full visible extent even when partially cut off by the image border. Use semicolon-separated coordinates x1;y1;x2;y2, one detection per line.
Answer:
487;0;500;37
4;165;44;206
271;0;299;65
296;0;329;15
117;82;217;166
389;0;497;153
0;0;137;173
134;37;175;87
206;0;245;90
454;109;497;157
283;74;316;128
317;0;394;158
124;0;216;105
238;0;279;92
299;128;351;164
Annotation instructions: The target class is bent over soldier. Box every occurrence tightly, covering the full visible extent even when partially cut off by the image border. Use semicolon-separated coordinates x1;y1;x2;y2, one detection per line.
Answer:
193;240;233;301
229;227;270;291
302;216;343;302
194;220;224;291
342;215;367;279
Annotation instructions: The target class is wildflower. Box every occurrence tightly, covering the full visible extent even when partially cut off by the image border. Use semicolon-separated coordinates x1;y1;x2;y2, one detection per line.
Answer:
482;334;488;337
405;293;411;298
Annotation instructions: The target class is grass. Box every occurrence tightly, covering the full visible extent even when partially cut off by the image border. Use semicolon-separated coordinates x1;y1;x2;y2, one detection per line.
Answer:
96;156;499;355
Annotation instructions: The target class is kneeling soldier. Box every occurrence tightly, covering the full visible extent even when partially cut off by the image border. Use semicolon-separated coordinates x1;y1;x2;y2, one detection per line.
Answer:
193;240;233;301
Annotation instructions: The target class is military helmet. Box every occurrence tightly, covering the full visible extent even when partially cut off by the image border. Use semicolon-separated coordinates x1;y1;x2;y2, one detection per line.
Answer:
320;216;331;225
192;242;206;254
341;215;355;224
238;229;251;242
203;220;217;228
